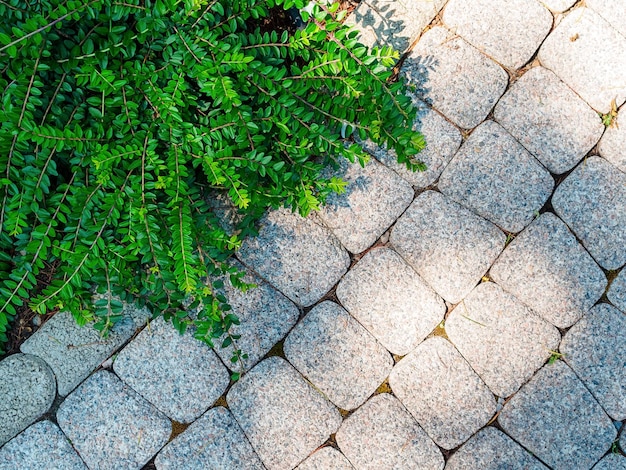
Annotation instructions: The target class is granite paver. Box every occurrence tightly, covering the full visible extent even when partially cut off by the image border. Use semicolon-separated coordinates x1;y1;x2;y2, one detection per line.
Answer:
335;393;443;470
598;115;626;174
226;356;342;470
20;304;150;397
154;407;264;470
444;426;548;470
336;247;446;356
586;0;626;37
389;337;496;449
284;301;393;410
113;316;230;423
390;190;506;304
237;207;350;307
490;212;607;328
360;99;462;189
295;447;354;470
0;421;86;470
539;0;577;12
538;6;626;113
498;361;616;470
0;354;56;446
403;27;508;129
56;370;171;470
445;282;561;397
552;156;626;270
443;0;552;70
317;157;414;254
345;0;447;52
608;269;626;313
593;454;626;470
560;303;626;420
494;66;604;174
439;120;553;232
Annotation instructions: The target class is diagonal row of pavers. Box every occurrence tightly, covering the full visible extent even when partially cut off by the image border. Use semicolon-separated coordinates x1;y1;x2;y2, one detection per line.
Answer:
1;0;626;469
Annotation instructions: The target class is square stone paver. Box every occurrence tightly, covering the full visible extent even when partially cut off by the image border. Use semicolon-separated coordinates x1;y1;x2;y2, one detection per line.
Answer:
444;426;548;470
538;7;626;113
490;212;607;328
439;120;554;232
552;156;626;270
586;0;626;37
598;111;626;174
284;301;393;410
494;66;605;174
389;337;496;449
113;316;230;423
360;99;462;189
403;27;508;129
317;157;414;254
226;357;342;470
215;261;299;372
20;304;149;397
443;0;552;70
498;361;616;470
0;421;86;470
56;370;171;470
594;454;626;470
539;0;577;13
446;282;561;397
237;208;350;307
336;247;446;356
345;0;447;52
608;269;626;313
336;393;444;470
154;407;264;470
296;447;354;470
560;303;626;420
0;354;56;446
390;190;506;304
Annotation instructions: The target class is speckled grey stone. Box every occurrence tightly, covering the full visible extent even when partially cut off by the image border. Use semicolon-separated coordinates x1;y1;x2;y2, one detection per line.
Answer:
389;337;496;449
539;0;577;13
494;66;604;174
498;361;616;470
227;357;342;470
443;0;552;70
360;100;462;189
0;354;56;446
345;0;447;52
296;447;354;470
609;269;626;313
390;190;506;304
538;7;626;113
560;304;626;420
552;156;626;270
446;282;561;397
0;421;86;470
594;454;626;470
336;247;445;356
215;261;299;372
154;407;264;470
336;393;443;470
113;316;230;423
622;430;626;454
21;304;150;397
403;27;508;129
586;0;626;37
56;370;171;470
439;121;553;232
317;157;413;254
491;213;606;328
444;427;548;470
284;301;393;410
237;208;350;307
598;117;626;174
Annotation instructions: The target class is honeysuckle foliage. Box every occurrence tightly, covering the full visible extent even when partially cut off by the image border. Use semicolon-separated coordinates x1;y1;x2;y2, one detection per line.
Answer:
0;0;425;356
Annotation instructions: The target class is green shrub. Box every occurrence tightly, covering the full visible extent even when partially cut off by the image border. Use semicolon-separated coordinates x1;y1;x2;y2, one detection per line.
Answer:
0;0;424;356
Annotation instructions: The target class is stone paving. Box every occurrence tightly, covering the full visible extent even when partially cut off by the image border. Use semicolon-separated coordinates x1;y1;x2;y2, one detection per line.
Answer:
1;1;626;469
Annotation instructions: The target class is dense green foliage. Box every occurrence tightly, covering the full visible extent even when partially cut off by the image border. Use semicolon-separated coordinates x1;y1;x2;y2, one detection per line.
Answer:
0;0;424;356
